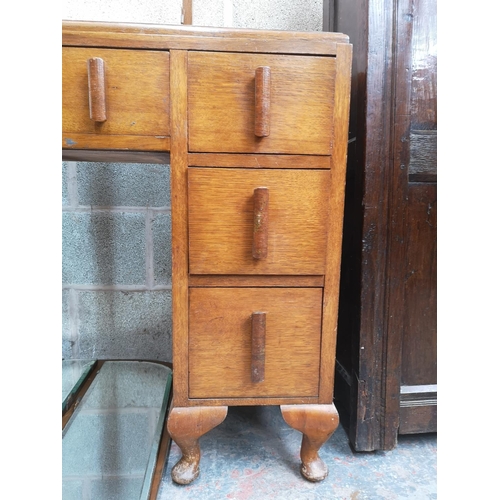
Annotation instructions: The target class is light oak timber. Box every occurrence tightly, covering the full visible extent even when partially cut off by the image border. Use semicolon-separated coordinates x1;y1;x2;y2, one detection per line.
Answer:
188;288;322;399
188;275;324;288
169;50;190;408
62;134;170;151
63;47;169;149
167;406;228;485
187;153;331;169
63;21;349;56
63;21;350;43
188;168;330;275
188;52;335;155
182;396;320;407
318;42;353;402
63;21;353;484
281;404;340;481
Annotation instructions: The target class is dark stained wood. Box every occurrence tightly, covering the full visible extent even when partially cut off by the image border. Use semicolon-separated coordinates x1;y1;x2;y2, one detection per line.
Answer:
251;312;266;383
329;0;398;452
409;131;437;181
399;404;437;434
327;0;437;450
281;404;340;482
391;0;437;438
252;187;269;259
402;184;437;384
188;153;330;169
87;57;106;122
255;66;271;137
382;0;414;450
167;406;228;484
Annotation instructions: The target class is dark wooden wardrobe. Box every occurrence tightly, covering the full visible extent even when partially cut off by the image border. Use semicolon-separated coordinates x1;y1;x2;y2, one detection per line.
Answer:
323;0;437;450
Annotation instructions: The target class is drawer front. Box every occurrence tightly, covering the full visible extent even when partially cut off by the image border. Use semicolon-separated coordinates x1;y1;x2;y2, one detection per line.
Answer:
188;287;322;399
188;168;330;275
62;47;169;148
188;52;335;154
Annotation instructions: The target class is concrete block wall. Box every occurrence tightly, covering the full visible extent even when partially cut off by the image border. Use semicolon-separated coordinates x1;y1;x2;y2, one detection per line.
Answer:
62;1;323;362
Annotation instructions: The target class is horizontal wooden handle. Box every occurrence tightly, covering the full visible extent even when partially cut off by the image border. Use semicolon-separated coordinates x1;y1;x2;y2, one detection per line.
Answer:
252;187;269;259
87;57;107;122
255;66;271;137
251;312;266;383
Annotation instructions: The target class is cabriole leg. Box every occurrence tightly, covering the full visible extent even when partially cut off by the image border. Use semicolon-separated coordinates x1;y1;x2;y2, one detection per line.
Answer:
167;405;228;485
280;403;339;482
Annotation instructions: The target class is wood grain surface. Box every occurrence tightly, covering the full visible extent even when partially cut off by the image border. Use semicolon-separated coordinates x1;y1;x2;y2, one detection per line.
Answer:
188;275;324;288
169;50;190;407
167;405;228;484
63;21;349;56
63;47;169;149
188;52;335;154
62;133;169;151
188;168;330;275
62;20;354;481
188;288;323;399
281;403;340;481
319;42;352;403
188;153;330;169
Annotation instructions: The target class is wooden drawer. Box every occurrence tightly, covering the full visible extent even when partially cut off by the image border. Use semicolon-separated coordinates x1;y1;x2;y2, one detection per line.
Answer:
188;168;330;275
62;47;170;150
188;287;322;399
187;52;335;155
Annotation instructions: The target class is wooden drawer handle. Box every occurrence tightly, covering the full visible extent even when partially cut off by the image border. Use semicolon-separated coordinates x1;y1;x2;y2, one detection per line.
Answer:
87;57;107;122
251;312;266;383
255;66;271;137
252;187;269;259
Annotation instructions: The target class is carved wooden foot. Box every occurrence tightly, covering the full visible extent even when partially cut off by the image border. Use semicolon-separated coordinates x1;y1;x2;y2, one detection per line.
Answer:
167;406;228;485
280;403;339;482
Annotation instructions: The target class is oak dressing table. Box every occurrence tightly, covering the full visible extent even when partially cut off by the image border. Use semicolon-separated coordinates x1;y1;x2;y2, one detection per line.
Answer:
62;20;352;484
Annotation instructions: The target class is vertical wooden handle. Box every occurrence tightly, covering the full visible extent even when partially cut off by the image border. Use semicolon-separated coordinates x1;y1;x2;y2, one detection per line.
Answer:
87;57;107;122
255;66;271;137
251;312;266;383
252;187;269;259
